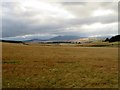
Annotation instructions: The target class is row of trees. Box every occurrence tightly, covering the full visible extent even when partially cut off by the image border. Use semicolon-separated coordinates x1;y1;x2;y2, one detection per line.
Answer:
105;35;120;42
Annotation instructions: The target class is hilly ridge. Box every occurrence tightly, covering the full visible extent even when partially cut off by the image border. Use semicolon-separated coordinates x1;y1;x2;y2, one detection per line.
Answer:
49;35;82;41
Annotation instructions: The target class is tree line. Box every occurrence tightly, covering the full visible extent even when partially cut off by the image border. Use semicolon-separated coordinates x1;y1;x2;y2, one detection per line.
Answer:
105;35;120;42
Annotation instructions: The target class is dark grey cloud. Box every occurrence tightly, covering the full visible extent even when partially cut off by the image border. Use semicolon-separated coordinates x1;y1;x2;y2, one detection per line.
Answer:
2;17;66;37
2;18;31;37
60;2;86;5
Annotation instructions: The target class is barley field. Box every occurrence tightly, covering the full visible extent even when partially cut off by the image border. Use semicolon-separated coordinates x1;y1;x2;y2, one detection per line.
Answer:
2;42;118;88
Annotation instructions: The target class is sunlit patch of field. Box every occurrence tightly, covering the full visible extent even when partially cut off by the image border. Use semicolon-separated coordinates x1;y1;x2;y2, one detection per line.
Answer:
2;42;118;88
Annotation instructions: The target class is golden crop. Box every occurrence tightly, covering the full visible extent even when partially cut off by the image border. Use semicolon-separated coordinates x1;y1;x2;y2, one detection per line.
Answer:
2;42;118;88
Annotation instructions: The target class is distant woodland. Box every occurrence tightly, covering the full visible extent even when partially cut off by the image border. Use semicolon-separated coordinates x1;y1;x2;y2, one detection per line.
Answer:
105;35;120;42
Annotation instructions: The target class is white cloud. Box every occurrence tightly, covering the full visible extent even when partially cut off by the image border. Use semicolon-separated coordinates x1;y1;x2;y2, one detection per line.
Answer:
80;22;118;36
20;1;76;23
92;9;115;16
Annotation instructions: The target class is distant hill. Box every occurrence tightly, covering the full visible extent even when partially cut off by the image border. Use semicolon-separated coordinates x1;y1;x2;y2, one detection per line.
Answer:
24;39;47;42
49;35;81;41
105;35;120;42
22;35;106;43
2;35;116;44
22;35;83;43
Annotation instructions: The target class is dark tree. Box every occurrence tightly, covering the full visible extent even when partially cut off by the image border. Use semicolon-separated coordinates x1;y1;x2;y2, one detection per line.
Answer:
109;35;120;42
105;38;110;42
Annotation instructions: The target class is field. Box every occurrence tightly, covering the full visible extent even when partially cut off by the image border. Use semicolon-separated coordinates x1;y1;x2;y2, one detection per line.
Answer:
2;42;118;88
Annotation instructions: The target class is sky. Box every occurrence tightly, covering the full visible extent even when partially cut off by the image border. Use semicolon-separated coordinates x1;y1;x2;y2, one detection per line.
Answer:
1;0;118;40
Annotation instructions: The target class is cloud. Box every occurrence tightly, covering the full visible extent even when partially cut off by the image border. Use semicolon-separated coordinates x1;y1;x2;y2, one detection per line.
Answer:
2;1;118;40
